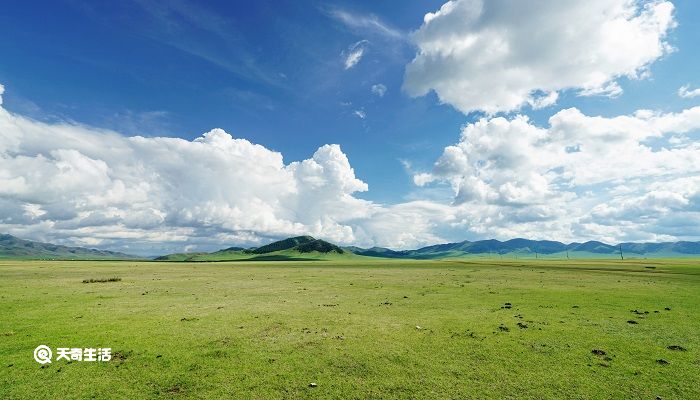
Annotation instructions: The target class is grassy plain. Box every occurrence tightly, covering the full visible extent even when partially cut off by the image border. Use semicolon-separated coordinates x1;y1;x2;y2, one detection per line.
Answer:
1;258;699;399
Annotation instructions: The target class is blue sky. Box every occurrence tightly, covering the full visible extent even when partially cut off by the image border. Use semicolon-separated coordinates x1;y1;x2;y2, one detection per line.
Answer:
1;0;459;203
1;0;699;254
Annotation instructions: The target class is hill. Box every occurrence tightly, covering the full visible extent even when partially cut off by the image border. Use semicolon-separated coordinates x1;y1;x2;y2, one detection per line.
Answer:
352;238;700;259
146;236;700;262
251;236;317;254
156;236;347;261
0;234;140;260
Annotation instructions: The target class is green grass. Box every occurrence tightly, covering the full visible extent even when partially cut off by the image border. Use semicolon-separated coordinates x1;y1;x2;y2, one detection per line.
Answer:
1;258;699;399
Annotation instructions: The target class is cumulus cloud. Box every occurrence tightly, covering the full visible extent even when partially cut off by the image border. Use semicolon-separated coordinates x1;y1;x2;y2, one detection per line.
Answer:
679;85;700;98
0;86;452;253
415;105;700;242
403;0;676;114
343;40;368;69
353;109;366;119
2;84;699;253
371;83;387;97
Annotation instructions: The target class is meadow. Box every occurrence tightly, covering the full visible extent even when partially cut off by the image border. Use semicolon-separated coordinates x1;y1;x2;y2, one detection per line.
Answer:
1;258;699;399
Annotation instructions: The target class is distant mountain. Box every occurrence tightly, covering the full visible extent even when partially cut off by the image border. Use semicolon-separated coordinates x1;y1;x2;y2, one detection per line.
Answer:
0;234;140;260
251;236;316;254
5;232;698;262
218;246;247;252
351;238;700;259
157;236;700;261
343;246;409;258
156;236;346;261
294;239;344;254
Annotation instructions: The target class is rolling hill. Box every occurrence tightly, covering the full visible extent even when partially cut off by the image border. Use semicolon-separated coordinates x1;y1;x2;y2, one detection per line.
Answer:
158;236;700;261
155;236;348;261
351;238;700;259
5;233;697;262
0;234;140;260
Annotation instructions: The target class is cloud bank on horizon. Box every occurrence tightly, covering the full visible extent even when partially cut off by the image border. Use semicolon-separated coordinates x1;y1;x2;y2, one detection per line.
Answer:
1;0;699;254
0;88;451;253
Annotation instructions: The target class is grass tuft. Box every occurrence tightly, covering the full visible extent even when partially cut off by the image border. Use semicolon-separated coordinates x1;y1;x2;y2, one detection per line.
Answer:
82;277;122;283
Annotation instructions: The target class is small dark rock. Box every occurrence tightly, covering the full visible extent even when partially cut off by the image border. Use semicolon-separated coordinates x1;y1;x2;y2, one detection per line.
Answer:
656;359;670;365
591;349;606;356
627;320;638;324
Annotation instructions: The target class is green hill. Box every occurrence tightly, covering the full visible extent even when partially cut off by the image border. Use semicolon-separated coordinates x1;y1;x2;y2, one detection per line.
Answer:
156;236;348;262
0;234;140;260
352;239;700;259
251;235;316;254
154;236;700;262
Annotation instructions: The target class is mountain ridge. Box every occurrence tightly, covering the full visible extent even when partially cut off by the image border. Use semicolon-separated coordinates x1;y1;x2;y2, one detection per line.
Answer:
154;236;345;261
0;234;140;260
3;233;700;261
351;238;700;259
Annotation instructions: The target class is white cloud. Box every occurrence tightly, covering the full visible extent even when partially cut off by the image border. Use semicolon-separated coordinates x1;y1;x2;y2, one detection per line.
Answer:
371;83;387;97
343;40;368;69
2;85;699;253
679;85;700;98
415;105;700;242
327;8;402;39
403;0;676;114
353;110;366;119
0;86;448;254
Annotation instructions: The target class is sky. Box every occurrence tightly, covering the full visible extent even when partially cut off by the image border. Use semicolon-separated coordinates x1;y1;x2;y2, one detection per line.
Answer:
1;0;699;255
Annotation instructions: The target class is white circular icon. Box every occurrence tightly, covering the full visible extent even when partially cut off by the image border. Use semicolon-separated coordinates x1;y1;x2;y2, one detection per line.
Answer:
34;345;52;364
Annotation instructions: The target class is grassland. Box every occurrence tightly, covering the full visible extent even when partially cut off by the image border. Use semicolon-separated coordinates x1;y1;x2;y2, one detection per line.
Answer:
1;258;699;399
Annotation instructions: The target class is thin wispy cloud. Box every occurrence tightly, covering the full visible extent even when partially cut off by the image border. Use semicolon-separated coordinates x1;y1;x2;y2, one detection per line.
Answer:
326;7;403;40
94;0;287;88
371;83;387;97
678;85;700;98
105;110;172;137
343;40;368;69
